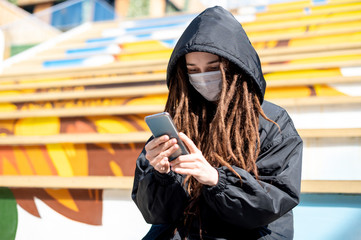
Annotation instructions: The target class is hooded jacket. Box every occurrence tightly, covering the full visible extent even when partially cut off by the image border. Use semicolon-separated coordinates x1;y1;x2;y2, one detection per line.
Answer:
132;6;303;240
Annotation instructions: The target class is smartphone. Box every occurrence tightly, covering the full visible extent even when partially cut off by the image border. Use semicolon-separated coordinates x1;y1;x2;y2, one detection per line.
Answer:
145;112;189;161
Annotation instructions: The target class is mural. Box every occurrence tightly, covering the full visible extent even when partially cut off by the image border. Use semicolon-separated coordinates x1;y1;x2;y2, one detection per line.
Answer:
0;1;360;239
0;113;148;239
0;188;17;240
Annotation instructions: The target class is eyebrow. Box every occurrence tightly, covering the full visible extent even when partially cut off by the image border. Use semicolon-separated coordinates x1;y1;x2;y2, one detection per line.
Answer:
186;59;220;66
207;60;220;64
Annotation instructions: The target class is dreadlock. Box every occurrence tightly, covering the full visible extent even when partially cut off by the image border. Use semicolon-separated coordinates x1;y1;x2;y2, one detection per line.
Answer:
164;56;278;236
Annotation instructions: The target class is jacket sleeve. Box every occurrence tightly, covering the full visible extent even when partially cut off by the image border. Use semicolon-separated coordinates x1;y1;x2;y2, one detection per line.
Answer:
201;109;303;229
131;141;189;224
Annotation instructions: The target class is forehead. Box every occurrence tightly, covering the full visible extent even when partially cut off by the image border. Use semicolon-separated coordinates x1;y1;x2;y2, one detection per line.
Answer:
185;52;219;64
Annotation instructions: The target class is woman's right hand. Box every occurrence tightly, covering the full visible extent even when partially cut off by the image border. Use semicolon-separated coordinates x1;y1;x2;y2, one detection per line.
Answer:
145;135;179;174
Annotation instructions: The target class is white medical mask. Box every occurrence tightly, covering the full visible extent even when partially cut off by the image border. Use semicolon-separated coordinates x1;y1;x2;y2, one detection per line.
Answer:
188;70;222;101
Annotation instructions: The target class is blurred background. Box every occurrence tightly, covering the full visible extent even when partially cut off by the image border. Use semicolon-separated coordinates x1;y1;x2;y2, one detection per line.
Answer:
0;0;360;239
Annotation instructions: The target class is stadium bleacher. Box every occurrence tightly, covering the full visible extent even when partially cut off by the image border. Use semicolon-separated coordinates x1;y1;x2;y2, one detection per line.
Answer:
1;0;360;191
0;0;361;239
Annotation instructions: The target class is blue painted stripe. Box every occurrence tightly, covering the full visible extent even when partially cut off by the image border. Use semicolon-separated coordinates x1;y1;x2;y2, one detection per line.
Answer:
66;46;108;54
255;5;267;13
161;39;178;47
114;33;156;43
125;22;185;33
135;33;152;39
86;36;117;44
86;34;175;45
312;0;327;5
43;58;85;68
128;13;196;27
86;32;163;44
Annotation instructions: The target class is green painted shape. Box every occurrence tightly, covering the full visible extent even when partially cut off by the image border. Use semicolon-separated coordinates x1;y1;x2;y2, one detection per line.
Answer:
7;0;17;5
0;188;18;240
127;0;150;17
10;44;37;57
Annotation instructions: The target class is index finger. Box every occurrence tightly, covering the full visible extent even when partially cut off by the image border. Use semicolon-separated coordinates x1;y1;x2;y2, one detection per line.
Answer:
179;132;198;153
145;135;170;151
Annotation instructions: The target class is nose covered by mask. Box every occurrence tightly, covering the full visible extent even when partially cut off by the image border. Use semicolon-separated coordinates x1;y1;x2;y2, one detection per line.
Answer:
188;70;222;101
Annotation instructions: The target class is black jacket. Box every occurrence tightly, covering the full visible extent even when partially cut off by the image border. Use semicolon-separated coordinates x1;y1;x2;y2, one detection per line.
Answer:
132;6;303;240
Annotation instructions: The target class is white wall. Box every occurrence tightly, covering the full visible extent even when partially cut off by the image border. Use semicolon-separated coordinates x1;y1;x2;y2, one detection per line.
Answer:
15;189;150;240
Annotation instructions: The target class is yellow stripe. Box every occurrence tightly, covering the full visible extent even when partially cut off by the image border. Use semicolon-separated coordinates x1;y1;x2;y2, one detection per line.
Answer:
309;19;361;31
110;161;123;176
62;143;88;176
312;2;361;14
127;114;149;131
248;9;361;29
14;117;60;136
126;94;167;106
289;31;361;47
117;49;172;61
248;20;361;39
45;189;79;212
2;157;18;175
265;86;312;99
265;85;347;99
249;26;307;38
314;84;347;97
265;68;342;81
87;116;139;133
0;103;17;112
46;144;74;177
24;146;54;175
289;54;361;64
14;146;34;175
266;0;309;12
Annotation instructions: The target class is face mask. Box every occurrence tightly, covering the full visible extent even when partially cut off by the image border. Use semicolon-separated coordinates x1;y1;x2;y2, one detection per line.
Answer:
188;70;222;101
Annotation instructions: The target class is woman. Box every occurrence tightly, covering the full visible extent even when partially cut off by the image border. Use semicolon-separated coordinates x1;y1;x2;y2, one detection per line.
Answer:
132;6;303;240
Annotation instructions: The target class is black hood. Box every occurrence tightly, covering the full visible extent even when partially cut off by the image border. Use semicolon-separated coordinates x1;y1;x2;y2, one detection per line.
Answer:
166;6;266;103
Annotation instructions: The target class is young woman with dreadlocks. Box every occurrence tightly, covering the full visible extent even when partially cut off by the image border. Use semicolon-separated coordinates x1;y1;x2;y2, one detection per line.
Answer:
132;6;303;240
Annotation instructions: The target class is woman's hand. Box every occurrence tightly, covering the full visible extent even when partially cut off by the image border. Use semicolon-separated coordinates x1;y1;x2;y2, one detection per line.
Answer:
170;132;219;186
145;135;179;174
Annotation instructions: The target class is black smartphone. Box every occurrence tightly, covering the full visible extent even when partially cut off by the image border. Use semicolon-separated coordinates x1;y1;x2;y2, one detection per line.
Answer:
145;112;189;161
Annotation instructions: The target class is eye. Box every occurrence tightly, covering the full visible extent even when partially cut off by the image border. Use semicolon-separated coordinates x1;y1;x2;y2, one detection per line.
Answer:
209;67;219;71
187;68;200;74
206;67;219;72
207;63;220;72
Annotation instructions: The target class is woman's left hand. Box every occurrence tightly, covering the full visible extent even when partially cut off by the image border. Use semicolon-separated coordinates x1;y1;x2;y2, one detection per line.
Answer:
170;132;219;186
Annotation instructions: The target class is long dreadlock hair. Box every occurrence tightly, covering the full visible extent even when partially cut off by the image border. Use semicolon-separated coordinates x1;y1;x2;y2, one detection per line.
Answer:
164;56;277;235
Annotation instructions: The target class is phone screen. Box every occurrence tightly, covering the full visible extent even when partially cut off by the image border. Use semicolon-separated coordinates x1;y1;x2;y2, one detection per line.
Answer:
145;112;189;161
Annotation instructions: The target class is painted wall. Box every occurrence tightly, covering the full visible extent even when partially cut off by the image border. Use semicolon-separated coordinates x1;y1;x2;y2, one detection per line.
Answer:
1;188;361;240
1;188;151;240
294;194;361;240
